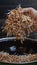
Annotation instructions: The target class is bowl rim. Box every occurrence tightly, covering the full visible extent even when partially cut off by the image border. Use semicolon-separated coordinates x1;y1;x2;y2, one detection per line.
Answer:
0;37;37;42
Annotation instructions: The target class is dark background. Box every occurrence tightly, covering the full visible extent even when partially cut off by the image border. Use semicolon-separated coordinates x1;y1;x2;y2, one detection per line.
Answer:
0;0;37;18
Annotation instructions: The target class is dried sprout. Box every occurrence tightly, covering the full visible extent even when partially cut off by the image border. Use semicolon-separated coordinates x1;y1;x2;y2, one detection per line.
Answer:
2;7;37;42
